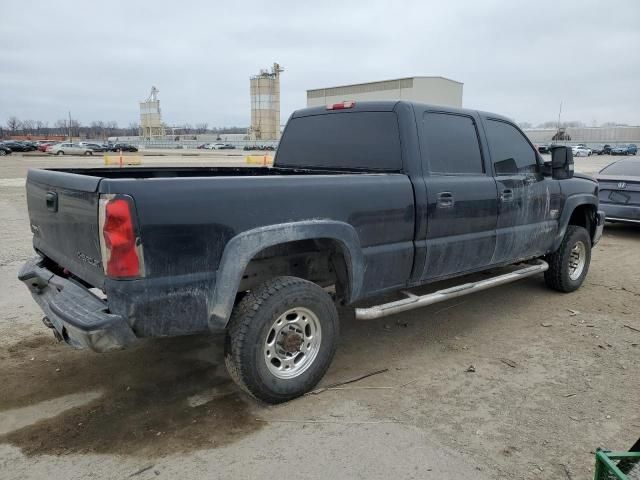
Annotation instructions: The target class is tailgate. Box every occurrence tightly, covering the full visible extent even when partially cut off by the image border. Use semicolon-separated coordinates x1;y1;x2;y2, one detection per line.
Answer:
27;169;105;287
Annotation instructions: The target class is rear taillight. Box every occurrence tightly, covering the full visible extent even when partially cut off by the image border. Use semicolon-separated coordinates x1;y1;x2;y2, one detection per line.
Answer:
326;100;356;110
98;194;144;278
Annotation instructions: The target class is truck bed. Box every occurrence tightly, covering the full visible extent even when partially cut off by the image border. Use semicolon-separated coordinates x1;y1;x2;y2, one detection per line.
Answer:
41;166;375;179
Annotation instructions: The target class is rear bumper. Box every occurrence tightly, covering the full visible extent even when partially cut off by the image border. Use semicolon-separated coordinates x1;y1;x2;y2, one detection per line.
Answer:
18;257;138;352
601;203;640;224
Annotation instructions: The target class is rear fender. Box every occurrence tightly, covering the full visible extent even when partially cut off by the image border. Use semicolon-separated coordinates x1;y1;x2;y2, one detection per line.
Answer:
208;220;364;331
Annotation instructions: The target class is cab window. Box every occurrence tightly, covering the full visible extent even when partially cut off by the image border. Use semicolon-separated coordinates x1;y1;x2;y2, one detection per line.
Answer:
485;120;538;175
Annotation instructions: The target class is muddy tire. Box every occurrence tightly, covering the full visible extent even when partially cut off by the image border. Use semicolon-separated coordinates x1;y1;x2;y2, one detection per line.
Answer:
224;276;339;404
544;225;591;293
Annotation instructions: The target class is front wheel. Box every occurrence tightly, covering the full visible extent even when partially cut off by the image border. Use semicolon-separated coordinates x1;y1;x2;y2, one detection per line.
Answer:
56;151;64;155
544;225;591;293
225;276;339;403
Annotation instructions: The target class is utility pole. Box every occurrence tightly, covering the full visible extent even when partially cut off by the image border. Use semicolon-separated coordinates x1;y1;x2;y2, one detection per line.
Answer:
556;101;563;131
68;111;72;142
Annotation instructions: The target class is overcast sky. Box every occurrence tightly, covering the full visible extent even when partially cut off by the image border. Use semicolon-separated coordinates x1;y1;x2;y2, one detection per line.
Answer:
1;0;639;128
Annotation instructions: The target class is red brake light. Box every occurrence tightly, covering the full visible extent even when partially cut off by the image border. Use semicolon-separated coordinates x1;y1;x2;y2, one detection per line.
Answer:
326;100;356;110
99;196;144;278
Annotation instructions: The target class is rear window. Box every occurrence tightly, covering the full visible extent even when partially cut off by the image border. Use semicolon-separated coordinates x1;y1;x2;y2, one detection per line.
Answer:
421;112;484;174
275;112;402;170
600;160;640;176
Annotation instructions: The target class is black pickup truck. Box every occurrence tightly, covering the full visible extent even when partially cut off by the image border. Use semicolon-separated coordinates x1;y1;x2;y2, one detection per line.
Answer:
20;101;604;403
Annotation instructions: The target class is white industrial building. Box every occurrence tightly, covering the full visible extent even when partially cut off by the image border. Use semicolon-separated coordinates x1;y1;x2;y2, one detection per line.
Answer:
306;76;463;108
523;126;640;145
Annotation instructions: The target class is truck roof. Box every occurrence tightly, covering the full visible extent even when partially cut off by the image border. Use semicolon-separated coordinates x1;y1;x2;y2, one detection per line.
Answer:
291;100;512;123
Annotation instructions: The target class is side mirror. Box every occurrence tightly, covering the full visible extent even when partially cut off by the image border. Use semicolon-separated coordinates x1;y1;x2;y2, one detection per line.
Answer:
550;146;574;180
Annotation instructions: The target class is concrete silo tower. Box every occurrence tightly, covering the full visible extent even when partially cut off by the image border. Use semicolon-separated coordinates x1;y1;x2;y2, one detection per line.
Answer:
249;63;283;141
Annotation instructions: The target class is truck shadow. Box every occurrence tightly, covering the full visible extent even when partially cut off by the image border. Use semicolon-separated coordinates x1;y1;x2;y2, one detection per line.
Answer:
0;334;262;457
0;268;553;458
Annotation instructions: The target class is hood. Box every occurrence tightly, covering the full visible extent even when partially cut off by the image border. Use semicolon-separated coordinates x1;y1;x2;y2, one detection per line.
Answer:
573;172;597;183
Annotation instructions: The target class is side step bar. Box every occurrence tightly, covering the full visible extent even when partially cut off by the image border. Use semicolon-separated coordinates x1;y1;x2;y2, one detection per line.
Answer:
355;260;549;320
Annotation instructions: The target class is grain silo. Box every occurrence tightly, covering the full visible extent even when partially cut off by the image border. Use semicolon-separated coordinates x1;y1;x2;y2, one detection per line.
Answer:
139;86;165;139
249;63;283;141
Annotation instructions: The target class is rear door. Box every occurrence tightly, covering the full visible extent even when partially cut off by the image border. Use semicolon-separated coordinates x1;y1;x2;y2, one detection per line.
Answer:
418;110;498;281
481;117;561;263
26;169;105;287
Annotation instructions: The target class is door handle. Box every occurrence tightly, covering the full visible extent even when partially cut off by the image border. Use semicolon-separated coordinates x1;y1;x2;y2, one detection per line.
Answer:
500;189;514;202
436;191;454;208
45;191;58;212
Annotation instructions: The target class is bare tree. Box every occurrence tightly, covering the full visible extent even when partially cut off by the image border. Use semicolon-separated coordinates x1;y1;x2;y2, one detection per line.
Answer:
128;122;140;136
54;119;68;136
195;122;208;134
6;116;20;134
21;119;35;135
35;120;45;135
69;119;81;137
90;121;105;140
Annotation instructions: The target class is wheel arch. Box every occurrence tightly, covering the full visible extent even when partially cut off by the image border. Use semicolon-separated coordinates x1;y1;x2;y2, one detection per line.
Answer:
552;195;598;251
208;220;364;331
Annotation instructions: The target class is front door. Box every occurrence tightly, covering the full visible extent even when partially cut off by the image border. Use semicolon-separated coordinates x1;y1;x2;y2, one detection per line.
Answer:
418;111;498;281
481;118;561;264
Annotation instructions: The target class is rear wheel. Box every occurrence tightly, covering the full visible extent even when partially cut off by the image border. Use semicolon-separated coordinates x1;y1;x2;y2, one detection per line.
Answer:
544;225;591;293
84;151;93;156
56;151;64;155
225;276;339;404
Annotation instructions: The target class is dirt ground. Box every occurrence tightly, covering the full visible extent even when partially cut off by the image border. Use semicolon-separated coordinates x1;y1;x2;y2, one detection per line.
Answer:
0;152;638;479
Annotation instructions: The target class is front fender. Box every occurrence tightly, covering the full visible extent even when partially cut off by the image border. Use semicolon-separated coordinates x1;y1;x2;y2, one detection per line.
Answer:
552;194;598;251
208;220;364;331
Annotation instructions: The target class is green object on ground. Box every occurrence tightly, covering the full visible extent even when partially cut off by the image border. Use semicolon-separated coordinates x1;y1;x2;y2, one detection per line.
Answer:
594;449;640;480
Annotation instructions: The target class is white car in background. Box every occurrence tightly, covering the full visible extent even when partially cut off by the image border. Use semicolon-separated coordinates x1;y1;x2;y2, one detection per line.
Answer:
571;145;591;157
48;143;94;156
205;143;227;150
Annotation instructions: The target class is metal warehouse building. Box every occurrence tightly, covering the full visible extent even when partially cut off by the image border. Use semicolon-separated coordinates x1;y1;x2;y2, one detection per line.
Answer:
306;76;463;108
523;126;640;145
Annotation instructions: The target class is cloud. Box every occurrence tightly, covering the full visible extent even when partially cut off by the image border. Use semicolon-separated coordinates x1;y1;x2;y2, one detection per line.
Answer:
1;0;638;127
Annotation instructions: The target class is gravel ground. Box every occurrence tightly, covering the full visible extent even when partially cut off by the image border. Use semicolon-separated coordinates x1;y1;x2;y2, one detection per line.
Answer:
0;152;638;479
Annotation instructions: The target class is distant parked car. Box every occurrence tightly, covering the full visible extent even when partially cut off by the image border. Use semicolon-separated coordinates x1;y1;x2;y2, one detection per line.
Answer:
571;145;591;157
37;141;58;152
589;144;605;155
48;143;94;155
1;141;32;152
611;144;637;156
595;158;640;223
0;144;12;156
537;144;551;154
108;143;138;152
205;143;225;150
79;142;106;152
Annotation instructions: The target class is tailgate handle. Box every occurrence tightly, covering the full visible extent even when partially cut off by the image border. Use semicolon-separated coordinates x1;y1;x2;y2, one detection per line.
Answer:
46;191;58;212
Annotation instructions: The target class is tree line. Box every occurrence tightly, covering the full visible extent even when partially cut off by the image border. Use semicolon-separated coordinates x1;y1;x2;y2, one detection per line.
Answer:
1;116;248;139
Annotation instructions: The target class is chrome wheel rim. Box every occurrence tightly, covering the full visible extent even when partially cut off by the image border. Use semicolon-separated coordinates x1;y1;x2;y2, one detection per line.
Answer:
264;307;322;379
568;241;586;280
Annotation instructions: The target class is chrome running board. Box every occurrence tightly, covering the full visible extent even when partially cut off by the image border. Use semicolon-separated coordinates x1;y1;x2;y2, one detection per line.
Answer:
355;260;549;320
